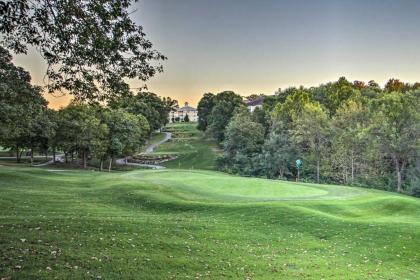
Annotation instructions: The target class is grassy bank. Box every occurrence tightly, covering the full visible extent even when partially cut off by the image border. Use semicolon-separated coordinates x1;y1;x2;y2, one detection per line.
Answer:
154;123;220;170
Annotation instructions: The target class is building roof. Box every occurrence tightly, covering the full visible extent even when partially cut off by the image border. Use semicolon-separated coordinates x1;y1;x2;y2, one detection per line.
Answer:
245;97;264;107
178;102;196;112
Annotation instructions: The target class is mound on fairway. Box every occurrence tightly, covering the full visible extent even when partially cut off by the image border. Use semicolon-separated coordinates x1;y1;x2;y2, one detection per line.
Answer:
126;170;366;202
0;167;419;279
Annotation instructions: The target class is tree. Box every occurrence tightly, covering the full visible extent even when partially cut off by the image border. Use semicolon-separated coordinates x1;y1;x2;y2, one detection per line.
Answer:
245;93;265;101
197;93;215;131
384;78;405;93
0;46;49;162
369;91;420;192
272;88;310;124
331;99;369;184
0;0;166;101
162;97;179;126
102;108;149;171
261;121;295;179
110;91;173;132
220;109;265;175
184;113;190;122
56;104;108;168
26;109;56;165
251;106;270;135
291;102;330;183
207;91;245;142
311;77;358;116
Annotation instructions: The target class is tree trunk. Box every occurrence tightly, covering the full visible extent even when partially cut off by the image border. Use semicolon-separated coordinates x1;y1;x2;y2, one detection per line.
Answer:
16;146;20;163
108;157;113;172
316;157;320;183
343;166;347;184
393;156;405;193
19;149;24;162
65;152;68;163
100;158;103;171
30;146;34;166
351;150;354;184
71;151;74;162
396;169;402;193
53;147;56;163
83;150;87;169
279;167;284;179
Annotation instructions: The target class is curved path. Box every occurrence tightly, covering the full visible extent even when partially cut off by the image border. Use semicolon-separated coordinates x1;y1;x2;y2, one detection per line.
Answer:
116;131;172;169
144;132;172;154
34;154;64;166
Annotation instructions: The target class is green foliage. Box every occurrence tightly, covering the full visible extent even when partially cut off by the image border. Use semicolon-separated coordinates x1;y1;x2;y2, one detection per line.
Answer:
271;88;311;123
102;108;150;159
0;46;50;162
217;78;420;195
251;106;270;135
218;109;265;175
0;0;166;101
206;91;244;142
56;104;108;168
261;121;296;179
290;102;331;182
311;77;358;115
196;93;215;131
369;91;420;192
110;91;175;132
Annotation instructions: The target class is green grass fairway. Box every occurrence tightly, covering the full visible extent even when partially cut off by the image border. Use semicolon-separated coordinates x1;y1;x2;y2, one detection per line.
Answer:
0;167;419;279
155;123;219;170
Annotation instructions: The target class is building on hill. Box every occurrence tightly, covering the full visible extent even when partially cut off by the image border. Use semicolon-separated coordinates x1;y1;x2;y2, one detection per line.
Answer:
169;102;198;123
246;96;264;112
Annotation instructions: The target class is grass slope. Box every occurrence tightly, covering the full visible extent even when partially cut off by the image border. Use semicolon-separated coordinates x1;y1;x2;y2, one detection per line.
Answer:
155;123;219;170
0;167;419;279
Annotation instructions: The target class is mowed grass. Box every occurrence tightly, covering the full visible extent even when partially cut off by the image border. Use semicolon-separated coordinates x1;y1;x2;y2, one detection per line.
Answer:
0;167;419;279
146;132;167;146
156;123;219;170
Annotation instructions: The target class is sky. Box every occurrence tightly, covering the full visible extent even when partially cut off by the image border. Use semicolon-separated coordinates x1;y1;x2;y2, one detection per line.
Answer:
13;0;420;108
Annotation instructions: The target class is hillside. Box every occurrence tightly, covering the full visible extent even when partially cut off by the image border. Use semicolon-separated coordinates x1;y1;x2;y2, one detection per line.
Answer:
0;167;419;279
154;123;220;170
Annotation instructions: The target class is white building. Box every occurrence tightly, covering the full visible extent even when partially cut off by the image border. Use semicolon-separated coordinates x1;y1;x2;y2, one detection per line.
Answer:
246;97;264;112
169;102;198;123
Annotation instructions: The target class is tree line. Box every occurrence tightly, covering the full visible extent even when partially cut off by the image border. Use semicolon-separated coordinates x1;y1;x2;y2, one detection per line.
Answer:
0;47;177;170
197;78;420;196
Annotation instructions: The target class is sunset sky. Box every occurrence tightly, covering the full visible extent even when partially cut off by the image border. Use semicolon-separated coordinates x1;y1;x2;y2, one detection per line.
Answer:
13;0;420;108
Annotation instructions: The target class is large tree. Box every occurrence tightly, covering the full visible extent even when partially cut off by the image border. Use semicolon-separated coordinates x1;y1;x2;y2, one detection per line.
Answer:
207;91;244;142
330;99;369;184
369;91;420;192
261;121;295;179
110;91;173;132
0;0;166;101
0;46;49;162
102;108;149;171
197;93;215;131
291;102;330;183
219;109;265;175
56;103;108;168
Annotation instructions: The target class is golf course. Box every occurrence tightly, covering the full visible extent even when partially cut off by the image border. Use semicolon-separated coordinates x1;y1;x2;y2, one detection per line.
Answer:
0;124;419;279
